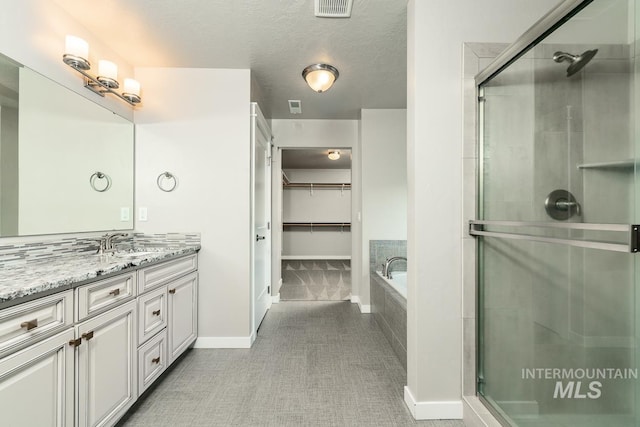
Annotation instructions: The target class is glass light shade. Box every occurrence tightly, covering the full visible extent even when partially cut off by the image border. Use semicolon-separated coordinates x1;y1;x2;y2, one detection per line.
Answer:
328;151;341;160
123;78;141;96
65;35;89;59
98;60;118;80
305;69;336;93
302;64;339;93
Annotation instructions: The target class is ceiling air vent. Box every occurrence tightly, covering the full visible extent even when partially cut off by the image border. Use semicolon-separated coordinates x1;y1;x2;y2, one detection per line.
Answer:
288;100;302;114
315;0;353;18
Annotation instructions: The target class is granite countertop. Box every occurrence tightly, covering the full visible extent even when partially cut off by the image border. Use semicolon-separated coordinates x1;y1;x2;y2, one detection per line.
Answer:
0;246;200;306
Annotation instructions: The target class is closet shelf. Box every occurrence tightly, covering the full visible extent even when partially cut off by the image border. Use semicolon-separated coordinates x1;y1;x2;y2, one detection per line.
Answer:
283;182;351;189
577;160;637;170
283;222;351;229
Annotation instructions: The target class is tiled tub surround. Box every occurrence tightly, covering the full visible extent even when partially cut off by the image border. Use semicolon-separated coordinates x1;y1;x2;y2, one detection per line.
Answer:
0;233;200;306
369;240;407;273
371;269;407;370
280;259;351;300
369;240;407;369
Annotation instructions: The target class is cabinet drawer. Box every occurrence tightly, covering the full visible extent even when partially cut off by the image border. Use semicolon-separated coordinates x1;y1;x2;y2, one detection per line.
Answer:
138;254;197;294
138;329;167;395
0;290;73;357
76;273;135;321
138;286;167;346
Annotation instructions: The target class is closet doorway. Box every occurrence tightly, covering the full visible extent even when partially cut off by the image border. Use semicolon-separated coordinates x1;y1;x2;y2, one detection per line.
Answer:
279;148;351;301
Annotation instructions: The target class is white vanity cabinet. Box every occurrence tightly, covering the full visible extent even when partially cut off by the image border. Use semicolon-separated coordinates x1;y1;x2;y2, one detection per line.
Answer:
76;300;137;427
167;271;198;363
136;254;198;389
0;328;75;427
0;251;198;427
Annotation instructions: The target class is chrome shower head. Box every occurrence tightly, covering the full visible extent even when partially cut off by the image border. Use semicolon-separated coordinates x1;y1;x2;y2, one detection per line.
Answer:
553;49;598;77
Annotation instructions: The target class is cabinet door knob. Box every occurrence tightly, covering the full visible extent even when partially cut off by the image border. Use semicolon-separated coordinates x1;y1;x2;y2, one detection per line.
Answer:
20;319;38;331
168;289;176;294
82;331;94;340
108;288;121;297
152;310;161;316
256;234;266;241
69;338;82;347
152;357;160;364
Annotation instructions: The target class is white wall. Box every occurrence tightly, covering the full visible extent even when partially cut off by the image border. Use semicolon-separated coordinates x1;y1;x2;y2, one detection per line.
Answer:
134;67;252;343
360;109;407;308
405;0;560;420
271;119;358;297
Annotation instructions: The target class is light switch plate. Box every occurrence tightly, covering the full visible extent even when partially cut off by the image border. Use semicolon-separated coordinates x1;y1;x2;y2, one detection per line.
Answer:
138;207;148;221
120;207;130;221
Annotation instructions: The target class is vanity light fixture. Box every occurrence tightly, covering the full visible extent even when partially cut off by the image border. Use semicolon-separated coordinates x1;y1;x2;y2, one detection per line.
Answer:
302;63;339;93
328;150;341;160
62;35;142;106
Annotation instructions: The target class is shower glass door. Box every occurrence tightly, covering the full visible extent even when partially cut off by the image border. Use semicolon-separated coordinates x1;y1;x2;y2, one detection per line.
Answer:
475;0;640;425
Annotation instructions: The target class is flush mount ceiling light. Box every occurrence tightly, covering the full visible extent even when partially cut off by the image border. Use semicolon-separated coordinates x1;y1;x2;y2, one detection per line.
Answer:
62;35;142;106
302;64;339;93
328;150;341;160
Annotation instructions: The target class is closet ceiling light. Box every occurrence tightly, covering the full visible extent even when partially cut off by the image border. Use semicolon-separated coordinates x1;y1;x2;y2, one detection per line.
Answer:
302;64;339;93
328;151;340;160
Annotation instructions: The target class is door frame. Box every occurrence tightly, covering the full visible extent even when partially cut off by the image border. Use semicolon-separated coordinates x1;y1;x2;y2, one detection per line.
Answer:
250;102;272;343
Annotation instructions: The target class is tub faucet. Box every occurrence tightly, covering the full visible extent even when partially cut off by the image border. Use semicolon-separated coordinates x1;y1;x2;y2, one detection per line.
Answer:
382;256;407;278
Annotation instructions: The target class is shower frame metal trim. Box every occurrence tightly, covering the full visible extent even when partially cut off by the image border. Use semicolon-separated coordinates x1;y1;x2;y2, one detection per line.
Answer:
474;0;594;86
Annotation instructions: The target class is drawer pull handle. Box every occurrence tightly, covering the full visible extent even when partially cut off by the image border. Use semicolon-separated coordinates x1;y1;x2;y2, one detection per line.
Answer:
82;331;94;341
69;338;82;347
20;319;38;331
152;310;161;316
109;288;121;297
168;289;176;294
152;357;160;364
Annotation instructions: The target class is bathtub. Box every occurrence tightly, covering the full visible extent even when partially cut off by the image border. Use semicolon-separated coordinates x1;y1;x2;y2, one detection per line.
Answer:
371;270;407;370
376;271;406;299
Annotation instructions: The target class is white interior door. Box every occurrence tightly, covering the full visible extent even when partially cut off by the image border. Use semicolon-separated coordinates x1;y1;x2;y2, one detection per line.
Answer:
251;103;272;337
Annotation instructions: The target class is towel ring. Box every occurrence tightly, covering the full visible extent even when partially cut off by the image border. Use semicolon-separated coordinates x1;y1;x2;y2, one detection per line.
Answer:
157;172;177;192
89;171;111;192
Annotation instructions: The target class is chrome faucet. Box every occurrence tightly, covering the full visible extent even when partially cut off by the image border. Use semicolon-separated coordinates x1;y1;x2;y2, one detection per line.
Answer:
94;232;128;254
104;232;128;251
382;256;407;279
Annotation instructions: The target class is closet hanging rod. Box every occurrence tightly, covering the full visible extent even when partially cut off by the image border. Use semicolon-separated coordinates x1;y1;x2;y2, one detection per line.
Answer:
283;183;351;188
283;222;351;227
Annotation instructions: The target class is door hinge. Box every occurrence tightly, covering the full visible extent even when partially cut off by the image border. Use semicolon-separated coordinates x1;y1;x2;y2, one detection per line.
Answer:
267;221;270;230
631;225;640;253
478;96;486;102
267;286;270;294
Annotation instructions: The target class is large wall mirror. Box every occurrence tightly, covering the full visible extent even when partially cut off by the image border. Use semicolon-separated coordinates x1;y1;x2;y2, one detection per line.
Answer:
0;52;134;237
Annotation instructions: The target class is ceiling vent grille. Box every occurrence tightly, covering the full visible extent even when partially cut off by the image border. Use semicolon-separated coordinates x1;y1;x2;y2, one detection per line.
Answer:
315;0;353;18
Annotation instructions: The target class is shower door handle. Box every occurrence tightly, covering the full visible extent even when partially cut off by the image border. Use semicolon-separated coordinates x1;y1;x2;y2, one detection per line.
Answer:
256;235;266;241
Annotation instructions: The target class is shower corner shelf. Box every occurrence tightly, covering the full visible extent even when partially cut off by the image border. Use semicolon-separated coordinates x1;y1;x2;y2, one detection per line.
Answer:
577;159;636;170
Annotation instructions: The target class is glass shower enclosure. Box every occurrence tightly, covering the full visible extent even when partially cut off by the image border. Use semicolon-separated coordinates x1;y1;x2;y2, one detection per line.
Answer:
472;0;640;425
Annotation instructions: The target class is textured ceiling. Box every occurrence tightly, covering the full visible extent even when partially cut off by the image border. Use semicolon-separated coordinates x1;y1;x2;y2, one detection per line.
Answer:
52;0;407;119
282;148;352;169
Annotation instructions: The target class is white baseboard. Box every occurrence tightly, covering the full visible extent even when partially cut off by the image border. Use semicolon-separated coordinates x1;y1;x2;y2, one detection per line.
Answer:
350;295;371;313
272;293;280;303
281;255;351;260
404;386;463;420
194;336;253;349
